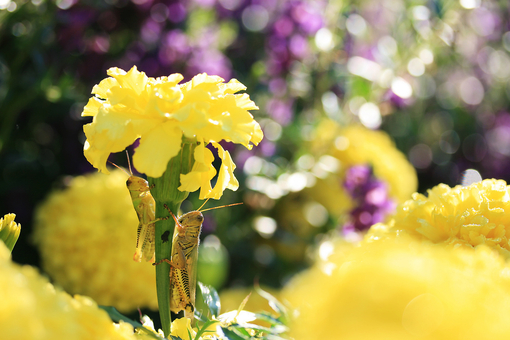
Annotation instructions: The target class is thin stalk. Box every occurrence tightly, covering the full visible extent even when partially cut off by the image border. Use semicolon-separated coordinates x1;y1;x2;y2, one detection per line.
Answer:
148;140;196;337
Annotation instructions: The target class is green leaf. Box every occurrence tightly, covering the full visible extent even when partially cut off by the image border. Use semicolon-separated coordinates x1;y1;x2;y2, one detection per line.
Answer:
198;282;221;317
255;285;288;321
231;322;288;334
254;312;285;327
194;319;220;340
98;306;164;340
221;327;251;340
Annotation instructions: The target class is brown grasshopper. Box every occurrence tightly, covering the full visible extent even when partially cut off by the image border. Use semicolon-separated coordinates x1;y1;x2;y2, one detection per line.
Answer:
154;201;242;321
109;154;165;263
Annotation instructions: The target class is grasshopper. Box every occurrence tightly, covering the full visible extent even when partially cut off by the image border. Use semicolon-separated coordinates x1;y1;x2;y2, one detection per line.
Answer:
110;155;164;263
154;201;242;321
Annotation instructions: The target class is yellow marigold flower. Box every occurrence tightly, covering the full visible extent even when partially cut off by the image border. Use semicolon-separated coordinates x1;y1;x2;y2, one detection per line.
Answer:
367;179;510;258
283;236;510;340
0;213;21;252
82;66;262;199
32;170;157;312
0;241;136;340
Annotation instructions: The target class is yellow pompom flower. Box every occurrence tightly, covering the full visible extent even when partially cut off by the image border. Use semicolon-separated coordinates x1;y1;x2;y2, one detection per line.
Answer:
82;66;263;199
0;241;136;340
0;213;21;252
283;236;510;340
367;179;510;258
32;170;157;312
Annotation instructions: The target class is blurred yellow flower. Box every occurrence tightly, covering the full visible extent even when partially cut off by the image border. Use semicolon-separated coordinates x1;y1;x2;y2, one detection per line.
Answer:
283;236;510;340
82;66;262;199
310;122;417;214
0;241;136;340
0;213;20;252
32;170;157;312
367;179;510;258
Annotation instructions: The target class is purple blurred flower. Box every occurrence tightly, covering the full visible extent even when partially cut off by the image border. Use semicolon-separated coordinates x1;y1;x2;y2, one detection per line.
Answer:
266;98;294;126
342;165;396;234
168;3;187;23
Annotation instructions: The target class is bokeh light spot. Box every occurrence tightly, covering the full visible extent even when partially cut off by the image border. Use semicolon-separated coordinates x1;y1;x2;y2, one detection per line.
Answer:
297;154;314;170
358;102;382;129
304;202;328;227
253;216;277;238
263;121;282;141
378;36;398;56
409;144;433;169
439;130;460;154
419;49;434;64
321;91;341;118
408;58;425;77
254;244;275;265
315;28;334;51
0;0;11;9
150;3;169;23
459;76;484;105
346;14;367;36
242;5;269;32
460;169;482;186
391;77;413;99
412;6;430;21
347;57;382;81
219;0;241;11
335;136;350;151
460;0;480;9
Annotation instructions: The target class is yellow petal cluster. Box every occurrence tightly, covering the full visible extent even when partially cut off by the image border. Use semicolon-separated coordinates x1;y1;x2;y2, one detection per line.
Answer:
82;66;263;199
367;179;510;258
32;170;158;312
0;213;21;252
307;121;417;216
283;236;510;340
0;241;136;340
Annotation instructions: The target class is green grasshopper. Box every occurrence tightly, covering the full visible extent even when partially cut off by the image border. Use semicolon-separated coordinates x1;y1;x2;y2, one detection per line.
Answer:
110;155;164;263
155;201;242;321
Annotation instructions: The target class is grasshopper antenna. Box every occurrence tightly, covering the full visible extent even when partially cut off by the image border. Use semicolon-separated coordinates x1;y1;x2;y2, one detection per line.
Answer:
108;160;131;177
197;198;210;212
125;150;134;176
199;202;243;213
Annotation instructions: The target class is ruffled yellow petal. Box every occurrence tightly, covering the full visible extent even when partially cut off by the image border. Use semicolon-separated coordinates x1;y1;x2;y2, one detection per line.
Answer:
92;76;118;98
170;317;196;340
82;97;103;117
107;66;149;96
219;78;247;94
209;142;238;199
178;141;216;196
82;67;262;198
83;140;111;174
133;123;183;178
234;93;259;110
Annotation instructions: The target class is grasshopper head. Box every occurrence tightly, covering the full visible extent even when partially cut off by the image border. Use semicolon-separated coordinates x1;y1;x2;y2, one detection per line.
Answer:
178;211;204;228
126;176;150;193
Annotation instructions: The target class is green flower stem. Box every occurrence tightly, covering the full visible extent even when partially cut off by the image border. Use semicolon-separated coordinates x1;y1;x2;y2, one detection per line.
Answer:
148;141;196;337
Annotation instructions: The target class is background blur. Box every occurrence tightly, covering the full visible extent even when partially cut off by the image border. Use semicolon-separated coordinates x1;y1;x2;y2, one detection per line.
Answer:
1;0;509;317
